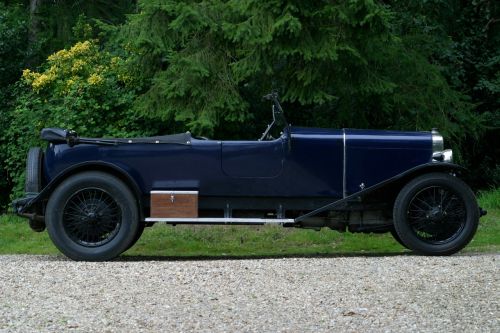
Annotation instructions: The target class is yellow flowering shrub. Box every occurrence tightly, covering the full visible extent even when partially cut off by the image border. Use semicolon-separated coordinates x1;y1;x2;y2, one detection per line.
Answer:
11;39;143;160
22;40;134;94
8;39;147;197
71;59;86;74
87;73;104;86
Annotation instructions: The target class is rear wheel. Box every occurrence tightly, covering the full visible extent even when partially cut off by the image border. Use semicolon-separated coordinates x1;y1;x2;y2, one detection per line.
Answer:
46;171;139;261
393;173;479;255
123;223;145;253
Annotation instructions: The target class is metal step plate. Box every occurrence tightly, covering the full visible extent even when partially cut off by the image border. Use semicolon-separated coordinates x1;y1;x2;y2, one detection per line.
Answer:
144;217;294;225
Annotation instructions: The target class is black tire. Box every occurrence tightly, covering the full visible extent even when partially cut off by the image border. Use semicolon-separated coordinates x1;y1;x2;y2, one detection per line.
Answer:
123;223;145;253
45;171;139;261
390;227;409;249
393;172;479;256
25;147;43;193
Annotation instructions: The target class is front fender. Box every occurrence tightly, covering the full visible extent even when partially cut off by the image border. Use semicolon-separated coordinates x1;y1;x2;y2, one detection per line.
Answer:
395;162;466;180
295;162;466;222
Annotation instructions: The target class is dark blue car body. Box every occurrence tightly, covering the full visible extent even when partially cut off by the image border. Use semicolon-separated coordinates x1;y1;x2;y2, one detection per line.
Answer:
42;127;432;202
13;95;484;260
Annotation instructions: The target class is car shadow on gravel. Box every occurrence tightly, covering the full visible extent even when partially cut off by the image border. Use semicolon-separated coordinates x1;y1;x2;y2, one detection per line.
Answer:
15;251;488;262
115;252;414;262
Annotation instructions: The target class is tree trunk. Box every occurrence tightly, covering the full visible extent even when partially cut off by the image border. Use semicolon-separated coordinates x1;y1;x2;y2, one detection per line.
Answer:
27;0;43;68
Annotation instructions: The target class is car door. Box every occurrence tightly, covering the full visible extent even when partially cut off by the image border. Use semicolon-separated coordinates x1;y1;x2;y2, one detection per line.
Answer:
221;138;285;178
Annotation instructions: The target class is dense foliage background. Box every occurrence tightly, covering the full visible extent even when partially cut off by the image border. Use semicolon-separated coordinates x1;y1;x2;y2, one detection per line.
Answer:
0;0;498;210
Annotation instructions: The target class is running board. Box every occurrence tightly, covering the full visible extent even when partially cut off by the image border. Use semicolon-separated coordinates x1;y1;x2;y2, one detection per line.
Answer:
144;217;294;225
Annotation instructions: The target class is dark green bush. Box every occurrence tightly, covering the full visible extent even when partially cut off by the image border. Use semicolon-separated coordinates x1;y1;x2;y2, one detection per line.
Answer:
0;3;30;208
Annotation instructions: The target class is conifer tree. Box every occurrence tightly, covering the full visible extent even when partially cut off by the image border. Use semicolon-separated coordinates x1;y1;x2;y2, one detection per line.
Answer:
125;0;477;142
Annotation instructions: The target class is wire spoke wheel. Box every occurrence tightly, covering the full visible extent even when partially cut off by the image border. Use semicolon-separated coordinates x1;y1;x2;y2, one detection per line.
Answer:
407;186;466;244
62;188;122;247
393;172;479;255
46;171;139;261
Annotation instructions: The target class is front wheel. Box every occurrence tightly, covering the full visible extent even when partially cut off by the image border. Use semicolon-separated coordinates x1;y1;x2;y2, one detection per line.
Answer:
393;173;479;255
46;171;139;261
390;227;409;249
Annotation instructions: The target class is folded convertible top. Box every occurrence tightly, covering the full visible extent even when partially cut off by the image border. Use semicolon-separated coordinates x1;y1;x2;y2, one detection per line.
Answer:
40;128;192;146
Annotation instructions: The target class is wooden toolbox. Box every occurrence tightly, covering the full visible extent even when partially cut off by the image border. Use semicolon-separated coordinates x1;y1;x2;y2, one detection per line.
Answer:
150;191;198;218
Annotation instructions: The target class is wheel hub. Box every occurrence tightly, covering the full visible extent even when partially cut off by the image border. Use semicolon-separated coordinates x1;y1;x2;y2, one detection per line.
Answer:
86;211;98;224
427;206;444;221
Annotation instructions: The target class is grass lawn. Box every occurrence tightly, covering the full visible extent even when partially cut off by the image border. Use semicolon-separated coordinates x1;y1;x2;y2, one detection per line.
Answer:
0;189;498;258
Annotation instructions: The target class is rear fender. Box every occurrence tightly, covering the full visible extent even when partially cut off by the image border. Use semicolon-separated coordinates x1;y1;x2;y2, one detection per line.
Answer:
19;161;145;220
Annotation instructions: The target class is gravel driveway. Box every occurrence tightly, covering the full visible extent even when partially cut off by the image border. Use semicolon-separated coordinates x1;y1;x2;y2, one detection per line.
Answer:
0;254;498;332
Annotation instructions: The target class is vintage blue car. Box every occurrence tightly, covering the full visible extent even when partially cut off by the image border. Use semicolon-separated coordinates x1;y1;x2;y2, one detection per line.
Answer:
13;93;486;260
